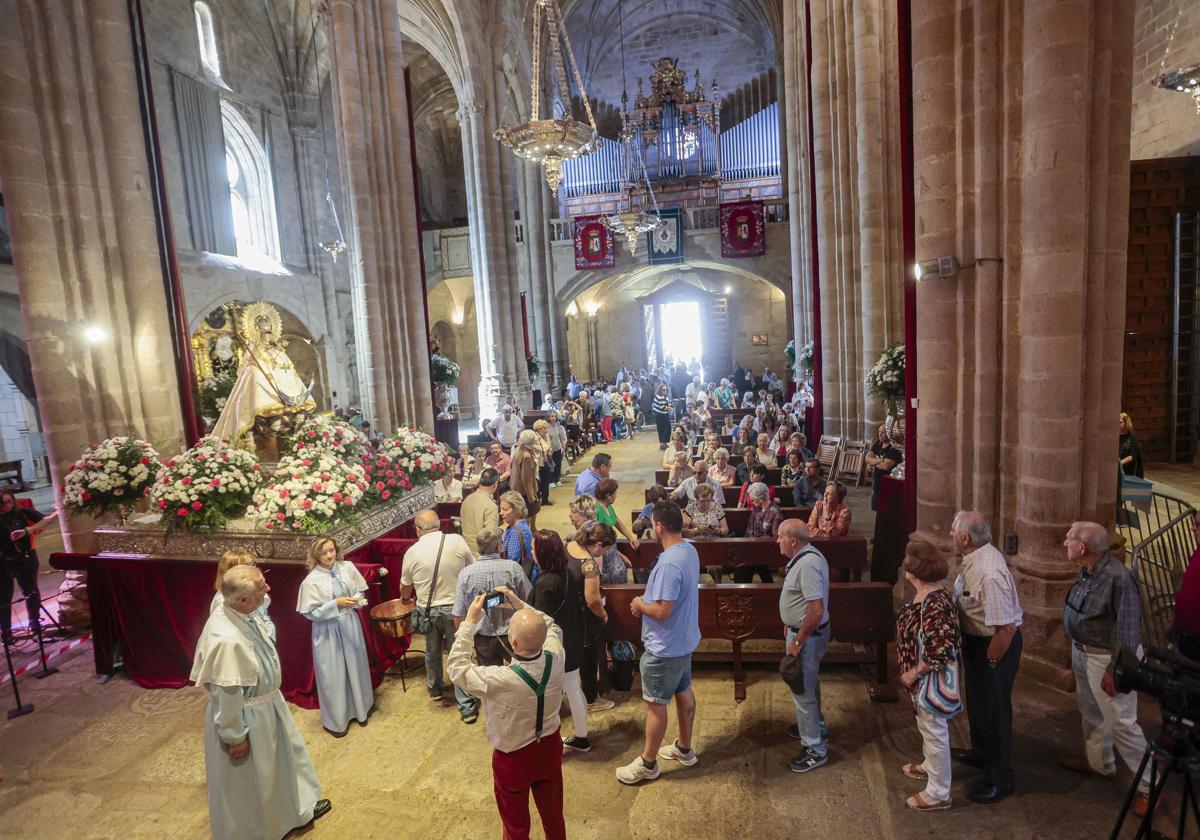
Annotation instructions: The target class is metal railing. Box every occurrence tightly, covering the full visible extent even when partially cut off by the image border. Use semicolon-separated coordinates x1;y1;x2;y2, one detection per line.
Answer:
1118;490;1198;651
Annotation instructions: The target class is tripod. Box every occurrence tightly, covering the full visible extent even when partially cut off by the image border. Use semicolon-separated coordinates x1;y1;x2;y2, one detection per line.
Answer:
1110;740;1200;839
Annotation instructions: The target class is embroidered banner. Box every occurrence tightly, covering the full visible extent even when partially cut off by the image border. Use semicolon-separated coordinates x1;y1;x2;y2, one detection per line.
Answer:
647;207;683;264
720;200;766;258
573;215;614;270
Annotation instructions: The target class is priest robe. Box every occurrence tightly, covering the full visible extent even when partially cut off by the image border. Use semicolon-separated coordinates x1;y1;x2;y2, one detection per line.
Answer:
191;603;321;840
296;560;374;734
209;590;276;642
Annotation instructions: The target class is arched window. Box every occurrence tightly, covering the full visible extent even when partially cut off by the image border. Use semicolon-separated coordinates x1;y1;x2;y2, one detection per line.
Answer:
194;2;222;79
221;102;281;261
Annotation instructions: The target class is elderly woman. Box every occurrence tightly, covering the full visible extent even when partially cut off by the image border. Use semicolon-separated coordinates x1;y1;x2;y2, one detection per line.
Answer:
732;482;780;584
509;429;542;527
896;539;961;811
462;446;489;490
593;478;641;550
741;390;757;409
710;447;737;486
667;450;694;488
455;443;473;479
755;433;779;469
532;419;555;507
713;378;736;408
663;433;688;469
531;529;592;751
210;549;275;640
297;536;373;736
498;490;536;579
781;448;805;486
790;432;815;461
684;483;728;539
545;409;568;485
808;481;852;538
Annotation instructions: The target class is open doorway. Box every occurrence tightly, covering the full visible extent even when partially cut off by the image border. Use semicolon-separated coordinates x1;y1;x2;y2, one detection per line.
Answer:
659;301;702;370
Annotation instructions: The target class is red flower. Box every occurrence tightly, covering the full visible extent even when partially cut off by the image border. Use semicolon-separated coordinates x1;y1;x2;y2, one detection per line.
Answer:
276;512;286;521
158;499;168;509
210;477;221;487
161;476;169;484
333;492;343;503
303;499;313;509
177;507;189;517
307;431;316;439
82;492;92;501
321;472;330;481
167;459;177;468
279;489;288;499
387;479;396;487
265;522;274;530
140;456;150;465
253;465;261;472
375;481;385;491
221;454;230;462
303;459;313;467
196;455;206;461
381;489;391;500
191;501;203;510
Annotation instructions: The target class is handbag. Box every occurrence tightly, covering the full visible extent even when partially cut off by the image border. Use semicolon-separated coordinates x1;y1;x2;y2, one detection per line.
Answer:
412;534;445;636
914;599;962;719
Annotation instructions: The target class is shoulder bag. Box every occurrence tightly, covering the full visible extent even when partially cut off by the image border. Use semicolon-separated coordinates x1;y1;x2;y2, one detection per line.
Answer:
412;534;446;636
915;597;962;719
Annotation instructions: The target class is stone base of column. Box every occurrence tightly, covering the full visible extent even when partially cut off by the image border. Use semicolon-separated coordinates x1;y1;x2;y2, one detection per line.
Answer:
1011;568;1076;690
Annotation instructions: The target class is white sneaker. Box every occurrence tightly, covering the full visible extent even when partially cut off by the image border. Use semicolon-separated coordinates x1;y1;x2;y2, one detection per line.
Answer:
616;755;661;785
658;740;698;767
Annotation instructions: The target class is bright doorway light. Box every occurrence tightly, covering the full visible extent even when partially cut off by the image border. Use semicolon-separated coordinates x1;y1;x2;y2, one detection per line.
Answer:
659;301;702;369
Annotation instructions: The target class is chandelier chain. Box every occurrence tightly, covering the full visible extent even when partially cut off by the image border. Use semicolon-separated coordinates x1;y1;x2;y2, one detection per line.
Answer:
1158;1;1185;75
530;2;543;119
558;14;597;131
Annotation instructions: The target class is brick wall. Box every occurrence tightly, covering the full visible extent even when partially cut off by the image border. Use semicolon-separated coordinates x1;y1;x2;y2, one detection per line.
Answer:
1124;157;1200;461
1131;0;1200;159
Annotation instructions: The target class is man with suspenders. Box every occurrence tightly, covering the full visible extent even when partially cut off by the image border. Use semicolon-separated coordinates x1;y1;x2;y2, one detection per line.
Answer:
448;585;566;840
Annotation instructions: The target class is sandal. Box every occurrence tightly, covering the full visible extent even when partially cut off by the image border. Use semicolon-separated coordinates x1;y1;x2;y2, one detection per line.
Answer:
906;792;951;811
901;762;928;780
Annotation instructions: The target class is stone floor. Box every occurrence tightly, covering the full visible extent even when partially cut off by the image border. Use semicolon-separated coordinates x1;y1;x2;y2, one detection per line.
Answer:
0;433;1181;839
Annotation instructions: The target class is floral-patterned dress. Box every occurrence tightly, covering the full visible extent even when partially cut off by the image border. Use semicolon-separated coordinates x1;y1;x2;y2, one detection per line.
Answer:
895;588;960;704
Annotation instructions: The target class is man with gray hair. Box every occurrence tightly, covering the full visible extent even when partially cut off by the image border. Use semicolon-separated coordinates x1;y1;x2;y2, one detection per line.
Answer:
776;519;831;773
949;510;1023;804
453;527;532;672
1058;521;1152;816
191;566;330;838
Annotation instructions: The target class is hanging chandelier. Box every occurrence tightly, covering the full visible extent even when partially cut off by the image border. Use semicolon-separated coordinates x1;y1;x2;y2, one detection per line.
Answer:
494;0;601;196
1155;63;1200;116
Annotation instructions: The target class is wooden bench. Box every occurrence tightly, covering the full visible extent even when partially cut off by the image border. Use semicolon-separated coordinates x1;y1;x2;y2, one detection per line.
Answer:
654;468;784;488
647;485;794;506
628;507;812;535
0;459;31;491
601;582;896;703
619;537;868;582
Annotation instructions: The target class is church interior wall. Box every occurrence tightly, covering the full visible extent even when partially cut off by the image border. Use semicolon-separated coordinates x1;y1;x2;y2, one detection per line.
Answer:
426;277;480;421
1131;0;1200;159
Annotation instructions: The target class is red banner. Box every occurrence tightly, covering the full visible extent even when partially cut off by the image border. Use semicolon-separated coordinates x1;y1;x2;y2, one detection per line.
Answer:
720;200;766;258
574;215;614;270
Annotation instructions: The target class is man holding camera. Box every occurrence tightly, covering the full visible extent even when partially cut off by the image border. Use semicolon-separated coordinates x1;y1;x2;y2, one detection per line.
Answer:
1058;521;1151;815
448;585;566;840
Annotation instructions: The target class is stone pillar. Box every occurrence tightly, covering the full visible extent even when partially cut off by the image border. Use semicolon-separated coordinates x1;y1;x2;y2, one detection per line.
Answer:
781;0;814;361
912;0;1134;683
521;161;567;396
809;0;905;438
326;0;434;433
0;0;186;550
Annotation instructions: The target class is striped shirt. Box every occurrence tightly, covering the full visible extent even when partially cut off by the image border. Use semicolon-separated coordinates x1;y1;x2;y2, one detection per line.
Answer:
652;394;672;416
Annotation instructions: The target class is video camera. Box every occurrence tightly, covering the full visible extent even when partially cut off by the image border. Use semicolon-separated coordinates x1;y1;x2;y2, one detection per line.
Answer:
1113;646;1200;756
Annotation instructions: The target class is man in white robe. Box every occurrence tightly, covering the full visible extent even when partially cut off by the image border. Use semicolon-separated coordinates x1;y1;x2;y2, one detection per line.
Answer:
192;566;329;839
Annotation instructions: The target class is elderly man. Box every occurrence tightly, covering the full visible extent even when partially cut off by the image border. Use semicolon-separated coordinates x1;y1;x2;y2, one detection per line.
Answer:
574;452;612;498
485;441;513;485
191;566;329;839
671;459;724;504
949;511;1023;804
864;424;903;510
792;458;827;508
460;468;500;556
453;528;532;671
488;406;523;450
448;586;566;840
400;510;477;721
1058;521;1152;815
617;500;701;785
776;520;831;772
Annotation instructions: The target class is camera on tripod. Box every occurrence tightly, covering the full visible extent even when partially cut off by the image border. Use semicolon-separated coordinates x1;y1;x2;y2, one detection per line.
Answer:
1113;646;1200;756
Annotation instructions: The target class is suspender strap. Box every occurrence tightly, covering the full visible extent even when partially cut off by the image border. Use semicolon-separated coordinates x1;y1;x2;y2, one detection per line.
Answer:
510;652;554;739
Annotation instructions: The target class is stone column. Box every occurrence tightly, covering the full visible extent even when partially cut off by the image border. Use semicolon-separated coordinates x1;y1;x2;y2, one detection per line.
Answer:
912;0;1134;683
809;0;905;438
326;0;434;432
0;0;186;550
781;0;814;361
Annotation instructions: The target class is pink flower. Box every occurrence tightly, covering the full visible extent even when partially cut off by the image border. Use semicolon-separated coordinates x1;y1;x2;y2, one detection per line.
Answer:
161;476;169;484
303;499;313;509
158;499;168;509
375;481;385;491
191;501;203;510
221;454;229;462
210;477;221;487
276;512;286;521
381;489;391;500
140;456;150;465
196;455;205;461
321;472;330;481
177;507;189;517
333;492;343;503
307;431;317;439
181;477;192;485
167;459;177;468
265;522;274;530
303;459;313;467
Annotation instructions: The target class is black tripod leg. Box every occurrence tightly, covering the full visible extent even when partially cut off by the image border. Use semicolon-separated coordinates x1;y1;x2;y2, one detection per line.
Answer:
3;635;33;719
1134;760;1172;840
1113;748;1153;840
32;621;57;679
1184;771;1200;839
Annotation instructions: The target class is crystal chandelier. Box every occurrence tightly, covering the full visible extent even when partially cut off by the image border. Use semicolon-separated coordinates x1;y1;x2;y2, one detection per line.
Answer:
494;0;601;196
1155;63;1200;116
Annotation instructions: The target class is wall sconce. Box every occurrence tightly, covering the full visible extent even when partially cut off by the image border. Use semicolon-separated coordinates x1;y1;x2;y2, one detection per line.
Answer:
913;256;959;281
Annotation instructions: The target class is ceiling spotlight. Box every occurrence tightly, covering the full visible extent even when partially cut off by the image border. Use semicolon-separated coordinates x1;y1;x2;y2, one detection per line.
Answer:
83;325;108;344
913;256;959;281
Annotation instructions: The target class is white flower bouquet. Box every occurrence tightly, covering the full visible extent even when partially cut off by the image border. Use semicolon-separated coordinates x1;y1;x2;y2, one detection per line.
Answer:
377;427;453;487
248;450;367;533
290;414;366;460
864;342;906;416
149;436;263;532
61;437;162;518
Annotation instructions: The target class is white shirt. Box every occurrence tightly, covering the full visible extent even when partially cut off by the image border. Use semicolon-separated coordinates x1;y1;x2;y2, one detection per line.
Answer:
490;415;523;446
433;478;463;502
952;542;1024;636
401;531;475;609
671;474;724;502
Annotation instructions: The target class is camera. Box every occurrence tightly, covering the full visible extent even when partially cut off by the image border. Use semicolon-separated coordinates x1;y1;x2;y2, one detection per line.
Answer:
1113;646;1200;756
484;590;505;610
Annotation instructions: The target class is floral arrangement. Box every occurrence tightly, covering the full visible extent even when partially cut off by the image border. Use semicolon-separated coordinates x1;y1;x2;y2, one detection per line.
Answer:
61;437;161;518
289;413;365;460
865;342;905;416
796;340;814;377
526;354;541;377
195;371;236;424
358;450;415;507
149;436;262;532
377;427;454;487
248;451;367;533
430;353;460;386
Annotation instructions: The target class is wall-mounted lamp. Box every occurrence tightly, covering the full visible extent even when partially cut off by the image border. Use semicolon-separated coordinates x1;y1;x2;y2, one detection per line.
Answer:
82;324;109;344
913;256;959;281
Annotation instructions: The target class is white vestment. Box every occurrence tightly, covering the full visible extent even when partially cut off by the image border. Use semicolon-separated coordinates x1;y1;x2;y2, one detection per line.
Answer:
191;604;321;840
211;344;315;446
209;590;276;642
296;561;374;733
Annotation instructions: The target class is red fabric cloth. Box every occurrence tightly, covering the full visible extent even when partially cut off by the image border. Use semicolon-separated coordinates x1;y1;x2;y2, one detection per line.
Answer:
81;551;411;709
491;733;566;840
1174;546;1200;638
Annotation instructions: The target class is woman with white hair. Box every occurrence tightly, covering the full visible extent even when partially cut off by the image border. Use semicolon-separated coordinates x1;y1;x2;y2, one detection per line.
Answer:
736;482;780;584
509;429;542;527
713;378;735;408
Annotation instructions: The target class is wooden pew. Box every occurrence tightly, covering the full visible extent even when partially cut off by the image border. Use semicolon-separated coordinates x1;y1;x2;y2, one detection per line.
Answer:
628;507;813;534
620;537;867;582
654;468;783;486
602;582;895;703
644;485;796;506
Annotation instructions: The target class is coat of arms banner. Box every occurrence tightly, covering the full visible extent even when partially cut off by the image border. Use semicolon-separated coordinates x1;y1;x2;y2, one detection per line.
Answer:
573;215;614;270
720;200;766;258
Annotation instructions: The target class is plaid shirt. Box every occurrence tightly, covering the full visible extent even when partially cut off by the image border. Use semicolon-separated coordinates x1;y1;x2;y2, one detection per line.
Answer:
1064;552;1141;671
746;503;782;538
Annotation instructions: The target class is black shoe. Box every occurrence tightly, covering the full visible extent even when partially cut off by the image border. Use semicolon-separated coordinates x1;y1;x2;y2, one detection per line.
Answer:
325;727;349;738
967;783;1013;804
563;736;592;752
312;799;332;821
951;748;984;768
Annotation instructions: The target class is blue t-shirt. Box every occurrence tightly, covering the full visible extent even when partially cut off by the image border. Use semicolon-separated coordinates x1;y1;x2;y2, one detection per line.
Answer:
574;468;602;497
642;541;701;657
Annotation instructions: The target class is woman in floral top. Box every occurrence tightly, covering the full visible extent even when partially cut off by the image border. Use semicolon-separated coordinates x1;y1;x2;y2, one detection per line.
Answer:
895;539;960;811
807;481;852;537
780;448;805;486
683;483;728;539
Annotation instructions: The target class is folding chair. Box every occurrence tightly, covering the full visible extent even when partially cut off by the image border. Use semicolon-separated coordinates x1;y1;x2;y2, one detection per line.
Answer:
816;435;842;477
834;440;868;487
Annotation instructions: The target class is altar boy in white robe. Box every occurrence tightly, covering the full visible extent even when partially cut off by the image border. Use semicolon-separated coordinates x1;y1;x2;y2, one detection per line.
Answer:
297;536;375;736
191;565;329;840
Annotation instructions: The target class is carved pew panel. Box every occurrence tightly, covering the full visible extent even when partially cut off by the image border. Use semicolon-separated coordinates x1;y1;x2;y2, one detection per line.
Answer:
619;537;868;582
